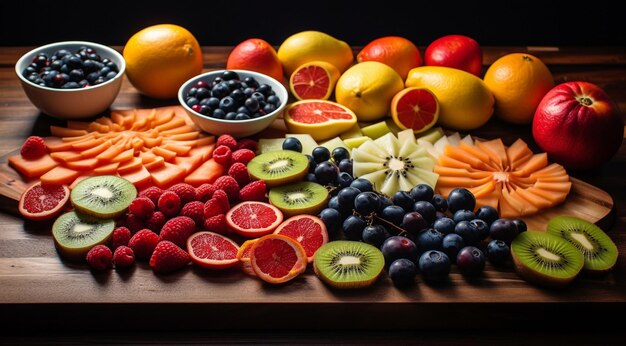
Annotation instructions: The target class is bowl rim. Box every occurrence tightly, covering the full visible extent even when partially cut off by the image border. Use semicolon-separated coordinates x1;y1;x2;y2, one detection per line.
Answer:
177;69;288;125
15;40;126;93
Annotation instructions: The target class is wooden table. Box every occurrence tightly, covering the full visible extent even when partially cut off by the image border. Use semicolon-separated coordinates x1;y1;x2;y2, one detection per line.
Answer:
1;46;625;344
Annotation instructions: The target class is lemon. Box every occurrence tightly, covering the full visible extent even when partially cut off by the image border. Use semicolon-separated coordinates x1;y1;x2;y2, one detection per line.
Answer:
277;31;354;76
405;66;494;130
335;61;404;122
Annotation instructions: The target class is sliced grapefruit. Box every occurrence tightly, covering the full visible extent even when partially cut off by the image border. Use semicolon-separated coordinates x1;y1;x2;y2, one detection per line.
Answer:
284;100;357;141
18;182;69;221
273;215;328;263
236;239;258;276
186;231;240;270
391;87;439;133
226;201;284;238
289;61;340;100
250;234;307;284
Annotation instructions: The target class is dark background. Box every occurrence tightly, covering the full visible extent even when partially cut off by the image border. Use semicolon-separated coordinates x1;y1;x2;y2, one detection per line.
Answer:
1;0;625;47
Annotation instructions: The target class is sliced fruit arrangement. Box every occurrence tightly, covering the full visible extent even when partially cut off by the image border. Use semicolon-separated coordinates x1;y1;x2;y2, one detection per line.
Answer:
284;100;357;141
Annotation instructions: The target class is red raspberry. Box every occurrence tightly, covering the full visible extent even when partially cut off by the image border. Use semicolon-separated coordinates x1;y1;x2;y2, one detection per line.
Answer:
212;189;229;207
113;246;135;269
228;162;250;187
128;229;160;260
111;227;131;249
149;240;190;273
213;176;240;202
86;245;113;271
237;138;258;152
138;186;163;205
145;211;166;233
168;183;197;205
239;180;267;202
231;149;255;165
159;216;196;248
204;197;228;219
20;136;48;160
180;201;204;227
128;197;155;220
158;191;181;218
212;145;232;166
125;213;145;233
195;183;216;202
203;214;228;234
216;134;238;150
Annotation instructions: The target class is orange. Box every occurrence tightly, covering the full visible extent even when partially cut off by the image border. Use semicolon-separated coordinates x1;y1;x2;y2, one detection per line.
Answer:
226;38;283;82
391;87;439;133
289;61;340;100
357;36;422;79
484;53;554;124
123;24;203;99
250;234;307;284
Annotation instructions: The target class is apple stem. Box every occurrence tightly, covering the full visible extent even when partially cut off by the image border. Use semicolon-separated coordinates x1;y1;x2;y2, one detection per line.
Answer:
577;97;593;106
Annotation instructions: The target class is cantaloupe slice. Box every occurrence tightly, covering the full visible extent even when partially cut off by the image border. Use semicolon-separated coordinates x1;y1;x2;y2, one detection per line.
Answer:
150;162;186;188
8;154;59;179
65;157;99;171
120;165;151;187
40;166;81;185
93;162;120;175
50;151;83;163
184;158;225;186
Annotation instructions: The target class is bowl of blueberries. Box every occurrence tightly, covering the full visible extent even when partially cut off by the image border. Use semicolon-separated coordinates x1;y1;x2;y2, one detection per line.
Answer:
178;69;288;138
15;41;125;119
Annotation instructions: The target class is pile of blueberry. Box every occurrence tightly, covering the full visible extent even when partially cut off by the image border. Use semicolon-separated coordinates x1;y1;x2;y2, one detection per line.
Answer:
22;47;119;89
184;70;281;121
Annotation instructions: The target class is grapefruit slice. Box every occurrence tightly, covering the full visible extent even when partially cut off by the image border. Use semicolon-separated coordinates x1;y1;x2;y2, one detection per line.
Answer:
186;231;240;270
236;239;258;276
289;61;340;100
284;100;357;141
250;234;307;284
391;87;439;133
226;201;284;238
18;182;69;221
273;215;328;263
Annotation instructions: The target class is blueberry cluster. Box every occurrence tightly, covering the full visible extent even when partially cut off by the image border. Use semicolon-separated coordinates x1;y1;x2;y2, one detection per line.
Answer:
184;70;281;120
22;47;119;89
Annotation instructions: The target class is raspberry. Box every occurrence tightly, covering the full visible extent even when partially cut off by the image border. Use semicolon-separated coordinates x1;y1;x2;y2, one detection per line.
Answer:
128;197;155;220
111;227;131;249
239;180;267;202
20;136;47;160
138;186;163;205
237;138;258;152
180;201;204;227
168;183;197;205
159;216;196;248
212;189;229;207
203;214;228;234
145;211;166;233
86;245;113;271
204;198;228;219
128;229;160;260
125;213;145;233
216;134;238;150
213;176;240;202
158;191;181;217
149;241;191;273
212;145;232;166
231;149;255;165
228;162;250;187
113;246;135;269
195;183;216;202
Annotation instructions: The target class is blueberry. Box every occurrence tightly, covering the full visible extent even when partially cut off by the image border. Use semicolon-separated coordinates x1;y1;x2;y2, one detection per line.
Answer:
469;219;490;241
362;224;391;248
416;228;444;254
447;188;476;213
99;66;111;77
188;87;198;98
212;108;226;119
106;61;118;71
306;172;318;183
212;76;223;86
257;84;272;96
453;209;476;223
512;219;527;233
32;53;48;68
343;215;367;240
222;70;240;80
476;206;499;225
236;106;250;115
243;76;259;88
382;236;418;264
263;103;276;114
389;258;417;286
50;60;63;71
433;217;456;235
225;112;237;120
282;137;302;152
199;105;212;116
67;55;83;69
61;81;80;89
196;87;211;100
381;205;405;225
234;113;250;120
392;191;413;212
454;220;481;245
26;74;39;83
318;208;342;235
305;154;316;173
401;212;428;234
86;72;100;84
93;77;106;85
486;240;510;266
219;96;237;112
207;97;220;109
413;201;437;224
418;250;451;283
78;80;89;87
489;219;519;244
409;184;434;202
328;195;350;217
337;158;353;175
350;178;373;193
337;186;361;209
442;233;465;261
331;147;350;163
22;66;37;77
431;194;448;212
354;192;380;216
336;172;353;189
231;89;246;103
105;71;117;80
227;79;242;90
195;80;210;89
211;82;230;99
251;91;266;103
314;161;339;185
267;95;281;106
243;87;255;96
312;146;331;163
456;246;485;276
186;97;199;107
378;195;393;212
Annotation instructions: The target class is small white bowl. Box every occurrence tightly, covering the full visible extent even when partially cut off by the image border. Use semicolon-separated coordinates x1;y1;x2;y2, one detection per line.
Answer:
15;41;126;119
178;69;288;138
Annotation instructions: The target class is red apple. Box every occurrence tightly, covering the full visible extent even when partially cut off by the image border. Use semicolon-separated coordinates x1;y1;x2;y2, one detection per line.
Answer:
424;35;482;77
532;81;624;170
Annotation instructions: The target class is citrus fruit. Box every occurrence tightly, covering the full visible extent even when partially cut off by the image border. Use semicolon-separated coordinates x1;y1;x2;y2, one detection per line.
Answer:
357;36;422;79
249;234;307;284
226;38;283;82
335;61;404;122
18;182;69;221
237;239;258;275
273;215;328;263
226;201;284;238
391;87;439;133
405;66;494;130
277;31;354;76
425;35;482;77
284;100;357;141
186;231;240;270
484;53;554;124
123;24;203;99
289;61;341;100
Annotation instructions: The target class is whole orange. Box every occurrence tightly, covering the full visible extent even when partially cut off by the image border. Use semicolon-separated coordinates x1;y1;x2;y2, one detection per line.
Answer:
123;24;203;99
357;36;422;79
226;38;283;82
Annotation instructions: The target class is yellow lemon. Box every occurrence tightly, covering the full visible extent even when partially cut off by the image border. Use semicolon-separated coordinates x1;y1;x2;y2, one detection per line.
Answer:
277;31;354;76
335;61;404;122
405;66;494;130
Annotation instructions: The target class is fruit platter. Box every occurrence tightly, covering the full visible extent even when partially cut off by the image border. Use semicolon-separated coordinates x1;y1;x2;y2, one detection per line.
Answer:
0;27;625;333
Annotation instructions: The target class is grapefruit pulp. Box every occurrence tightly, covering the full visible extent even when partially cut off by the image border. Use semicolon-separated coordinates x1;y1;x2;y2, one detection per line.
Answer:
186;231;240;270
226;201;284;238
273;215;328;263
19;182;69;221
284;100;357;141
391;87;439;133
250;234;307;284
289;61;340;100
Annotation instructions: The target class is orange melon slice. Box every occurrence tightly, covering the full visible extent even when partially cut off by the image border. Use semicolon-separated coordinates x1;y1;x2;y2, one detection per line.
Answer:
185;158;225;186
8;154;59;179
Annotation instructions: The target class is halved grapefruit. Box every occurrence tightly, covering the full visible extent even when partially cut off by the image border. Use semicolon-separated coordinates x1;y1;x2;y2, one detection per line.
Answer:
391;87;439;133
186;231;240;270
250;234;307;284
289;61;340;100
19;182;70;221
226;201;284;238
273;215;328;263
284;100;357;141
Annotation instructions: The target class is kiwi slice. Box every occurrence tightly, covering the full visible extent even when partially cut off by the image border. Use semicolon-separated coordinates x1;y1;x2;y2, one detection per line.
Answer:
547;215;618;272
511;231;584;288
52;211;115;261
247;150;309;187
71;175;137;218
268;181;329;217
313;241;385;289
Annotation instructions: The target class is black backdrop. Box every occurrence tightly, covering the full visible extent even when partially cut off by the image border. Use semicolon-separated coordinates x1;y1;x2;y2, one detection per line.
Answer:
1;0;625;47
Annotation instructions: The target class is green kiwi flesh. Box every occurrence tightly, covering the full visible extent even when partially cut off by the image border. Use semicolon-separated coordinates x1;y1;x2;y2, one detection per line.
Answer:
52;211;115;261
247;150;309;187
547;215;618;272
268;181;329;217
313;241;384;289
71;175;136;218
511;231;584;288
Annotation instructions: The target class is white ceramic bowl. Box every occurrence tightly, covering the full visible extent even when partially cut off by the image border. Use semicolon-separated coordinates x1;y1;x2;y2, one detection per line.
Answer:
178;70;288;138
15;41;126;119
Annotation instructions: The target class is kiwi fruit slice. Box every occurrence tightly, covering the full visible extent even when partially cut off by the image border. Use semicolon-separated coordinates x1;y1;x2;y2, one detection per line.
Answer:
313;240;385;289
71;175;137;218
52;211;115;261
268;181;329;217
247;150;309;187
547;215;618;272
511;231;584;288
